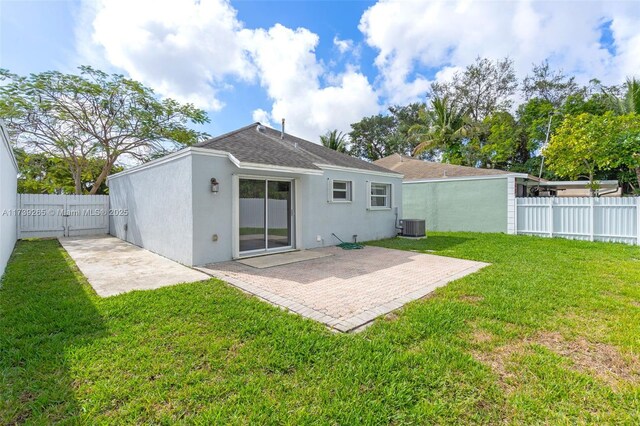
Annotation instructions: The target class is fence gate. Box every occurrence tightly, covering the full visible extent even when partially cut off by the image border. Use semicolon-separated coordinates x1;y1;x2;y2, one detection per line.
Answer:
17;194;110;239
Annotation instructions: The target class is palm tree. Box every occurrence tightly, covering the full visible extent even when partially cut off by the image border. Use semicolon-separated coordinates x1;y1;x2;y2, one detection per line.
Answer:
320;129;347;153
410;96;467;162
621;77;640;114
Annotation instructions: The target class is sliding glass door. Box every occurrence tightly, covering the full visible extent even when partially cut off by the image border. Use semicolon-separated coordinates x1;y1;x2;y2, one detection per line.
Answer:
267;181;292;249
239;178;293;254
239;179;266;252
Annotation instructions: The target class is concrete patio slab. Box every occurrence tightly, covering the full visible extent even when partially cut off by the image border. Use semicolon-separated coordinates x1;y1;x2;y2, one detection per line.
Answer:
198;245;489;332
236;250;333;268
59;235;209;297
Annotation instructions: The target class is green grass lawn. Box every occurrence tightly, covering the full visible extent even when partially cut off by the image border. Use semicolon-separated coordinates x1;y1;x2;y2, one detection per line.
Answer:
1;233;639;424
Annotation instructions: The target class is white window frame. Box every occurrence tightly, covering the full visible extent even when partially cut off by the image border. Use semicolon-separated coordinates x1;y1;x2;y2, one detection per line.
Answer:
367;182;392;210
328;179;353;203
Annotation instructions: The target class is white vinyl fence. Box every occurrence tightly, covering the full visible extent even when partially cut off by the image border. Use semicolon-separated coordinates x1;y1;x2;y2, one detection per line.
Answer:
239;198;289;229
17;194;110;238
516;197;640;245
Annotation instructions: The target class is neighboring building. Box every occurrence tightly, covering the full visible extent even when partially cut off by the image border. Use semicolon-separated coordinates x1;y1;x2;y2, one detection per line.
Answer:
0;121;18;278
108;123;403;266
375;154;623;234
524;180;621;197
374;154;528;234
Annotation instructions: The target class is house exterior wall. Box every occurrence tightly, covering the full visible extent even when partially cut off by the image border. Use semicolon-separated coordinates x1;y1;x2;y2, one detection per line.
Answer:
109;149;401;266
300;169;401;249
191;153;240;265
190;152;402;265
403;177;508;233
108;154;195;265
0;124;18;278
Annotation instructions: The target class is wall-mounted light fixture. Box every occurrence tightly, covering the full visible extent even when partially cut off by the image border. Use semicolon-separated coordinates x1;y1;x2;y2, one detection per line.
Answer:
210;178;219;193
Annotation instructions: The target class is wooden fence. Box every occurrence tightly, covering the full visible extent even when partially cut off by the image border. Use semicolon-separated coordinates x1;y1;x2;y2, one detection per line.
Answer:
17;194;110;238
516;197;640;245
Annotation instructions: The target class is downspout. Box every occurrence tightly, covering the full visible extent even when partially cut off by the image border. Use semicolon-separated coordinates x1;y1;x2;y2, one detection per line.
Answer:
395;208;404;235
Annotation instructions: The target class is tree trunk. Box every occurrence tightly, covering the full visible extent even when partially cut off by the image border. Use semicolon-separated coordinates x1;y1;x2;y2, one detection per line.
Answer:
73;170;82;195
89;159;114;195
635;167;640;191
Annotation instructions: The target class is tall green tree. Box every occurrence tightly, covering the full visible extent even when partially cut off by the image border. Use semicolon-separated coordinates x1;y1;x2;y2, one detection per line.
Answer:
615;113;640;190
319;130;347;153
0;66;209;194
388;103;423;144
619;77;640;114
410;96;467;163
478;111;523;169
514;98;558;173
544;112;620;194
522;61;578;107
348;114;397;160
348;103;423;161
431;57;517;121
562;80;619;116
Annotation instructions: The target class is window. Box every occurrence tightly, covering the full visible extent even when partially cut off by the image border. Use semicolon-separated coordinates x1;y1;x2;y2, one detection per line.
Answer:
331;180;352;202
369;183;391;209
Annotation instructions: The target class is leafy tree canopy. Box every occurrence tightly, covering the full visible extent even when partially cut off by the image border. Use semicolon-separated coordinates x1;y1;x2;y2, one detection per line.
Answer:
544;112;623;191
15;148;123;195
431;57;518;121
0;66;209;194
348;104;423;161
522;60;578;107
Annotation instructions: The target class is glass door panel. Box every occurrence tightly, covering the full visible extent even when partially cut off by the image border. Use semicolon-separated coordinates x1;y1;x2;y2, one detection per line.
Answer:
239;179;266;252
267;181;292;249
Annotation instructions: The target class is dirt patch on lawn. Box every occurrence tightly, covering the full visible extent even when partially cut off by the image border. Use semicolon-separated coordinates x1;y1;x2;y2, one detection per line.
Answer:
472;331;640;390
384;311;400;322
471;329;495;344
459;294;484;304
535;332;640;388
472;342;527;393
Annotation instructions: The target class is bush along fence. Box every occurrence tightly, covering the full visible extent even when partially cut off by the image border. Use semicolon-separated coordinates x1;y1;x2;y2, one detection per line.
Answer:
516;197;640;245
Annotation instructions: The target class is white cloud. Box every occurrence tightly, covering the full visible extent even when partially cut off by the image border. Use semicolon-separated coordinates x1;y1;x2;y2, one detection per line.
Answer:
359;0;640;104
251;109;272;126
610;13;640;81
81;0;254;111
241;24;379;141
77;0;379;141
75;0;640;143
333;36;354;54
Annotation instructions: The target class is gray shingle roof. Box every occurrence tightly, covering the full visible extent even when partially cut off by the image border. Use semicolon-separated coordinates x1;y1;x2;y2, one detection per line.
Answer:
195;123;399;175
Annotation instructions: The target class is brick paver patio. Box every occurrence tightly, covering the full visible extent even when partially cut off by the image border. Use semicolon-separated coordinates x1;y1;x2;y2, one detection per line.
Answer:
198;246;489;332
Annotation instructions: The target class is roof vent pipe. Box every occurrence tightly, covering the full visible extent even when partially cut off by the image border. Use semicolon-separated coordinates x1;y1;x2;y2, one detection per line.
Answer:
281;118;285;139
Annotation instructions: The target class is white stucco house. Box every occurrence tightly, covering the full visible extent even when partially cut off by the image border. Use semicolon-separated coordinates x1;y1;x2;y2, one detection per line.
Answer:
0;121;18;278
108;123;403;266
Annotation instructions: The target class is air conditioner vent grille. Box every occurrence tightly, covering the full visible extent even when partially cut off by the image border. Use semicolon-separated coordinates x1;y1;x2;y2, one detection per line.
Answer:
402;219;425;237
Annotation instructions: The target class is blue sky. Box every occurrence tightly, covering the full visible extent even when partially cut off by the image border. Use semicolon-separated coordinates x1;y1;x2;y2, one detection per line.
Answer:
1;0;637;142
